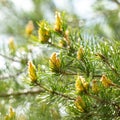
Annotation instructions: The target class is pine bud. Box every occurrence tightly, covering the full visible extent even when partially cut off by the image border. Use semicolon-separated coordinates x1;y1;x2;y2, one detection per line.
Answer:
25;20;34;35
4;107;15;120
8;37;16;54
84;82;89;90
58;39;67;48
4;115;9;120
9;107;15;118
95;53;107;62
77;47;84;60
49;52;61;72
75;76;89;93
100;75;114;88
75;76;84;93
38;21;50;43
64;30;70;45
54;11;62;32
75;96;86;112
92;80;99;94
28;61;37;82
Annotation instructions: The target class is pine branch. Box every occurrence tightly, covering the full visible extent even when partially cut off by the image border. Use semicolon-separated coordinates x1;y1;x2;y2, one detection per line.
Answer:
95;53;120;76
48;42;63;49
35;82;75;101
87;93;120;114
112;0;120;6
0;67;27;80
0;53;21;63
0;89;44;97
105;60;120;76
61;71;102;78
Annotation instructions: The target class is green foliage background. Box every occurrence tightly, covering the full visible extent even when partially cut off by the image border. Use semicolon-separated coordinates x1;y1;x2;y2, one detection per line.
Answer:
0;0;120;120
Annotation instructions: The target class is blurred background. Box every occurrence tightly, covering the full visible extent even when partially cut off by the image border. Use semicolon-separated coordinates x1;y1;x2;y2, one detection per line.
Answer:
0;0;120;37
0;0;120;47
0;0;120;119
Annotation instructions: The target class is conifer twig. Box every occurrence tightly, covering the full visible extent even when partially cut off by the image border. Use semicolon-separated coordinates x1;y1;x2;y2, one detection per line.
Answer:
112;0;120;6
0;89;44;98
48;42;66;50
0;53;21;63
95;53;120;76
35;82;75;101
105;60;119;76
60;70;102;78
87;93;120;113
0;67;27;80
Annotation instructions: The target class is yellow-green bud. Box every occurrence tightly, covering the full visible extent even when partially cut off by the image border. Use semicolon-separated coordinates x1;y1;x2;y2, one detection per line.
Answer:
38;21;50;43
25;20;34;35
77;47;84;60
49;52;61;72
75;76;89;93
92;80;99;94
28;61;37;82
75;96;86;112
8;37;16;54
100;75;114;88
54;11;62;32
4;107;15;120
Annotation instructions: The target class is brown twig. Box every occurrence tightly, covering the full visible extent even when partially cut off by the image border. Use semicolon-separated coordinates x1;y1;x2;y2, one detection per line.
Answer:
87;93;105;103
59;70;102;78
95;53;120;76
48;42;65;50
0;80;75;100
105;60;119;76
86;92;120;115
114;84;120;89
35;82;75;101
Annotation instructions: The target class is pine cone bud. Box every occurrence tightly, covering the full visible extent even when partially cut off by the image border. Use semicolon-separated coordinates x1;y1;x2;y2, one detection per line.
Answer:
49;52;61;72
28;61;37;82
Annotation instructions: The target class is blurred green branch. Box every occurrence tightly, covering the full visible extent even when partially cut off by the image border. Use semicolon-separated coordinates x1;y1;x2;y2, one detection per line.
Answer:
35;82;75;101
0;67;27;80
112;0;120;6
0;88;44;97
0;53;21;63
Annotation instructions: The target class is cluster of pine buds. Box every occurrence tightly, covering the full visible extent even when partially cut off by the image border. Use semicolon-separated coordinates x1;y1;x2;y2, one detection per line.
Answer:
26;11;118;114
